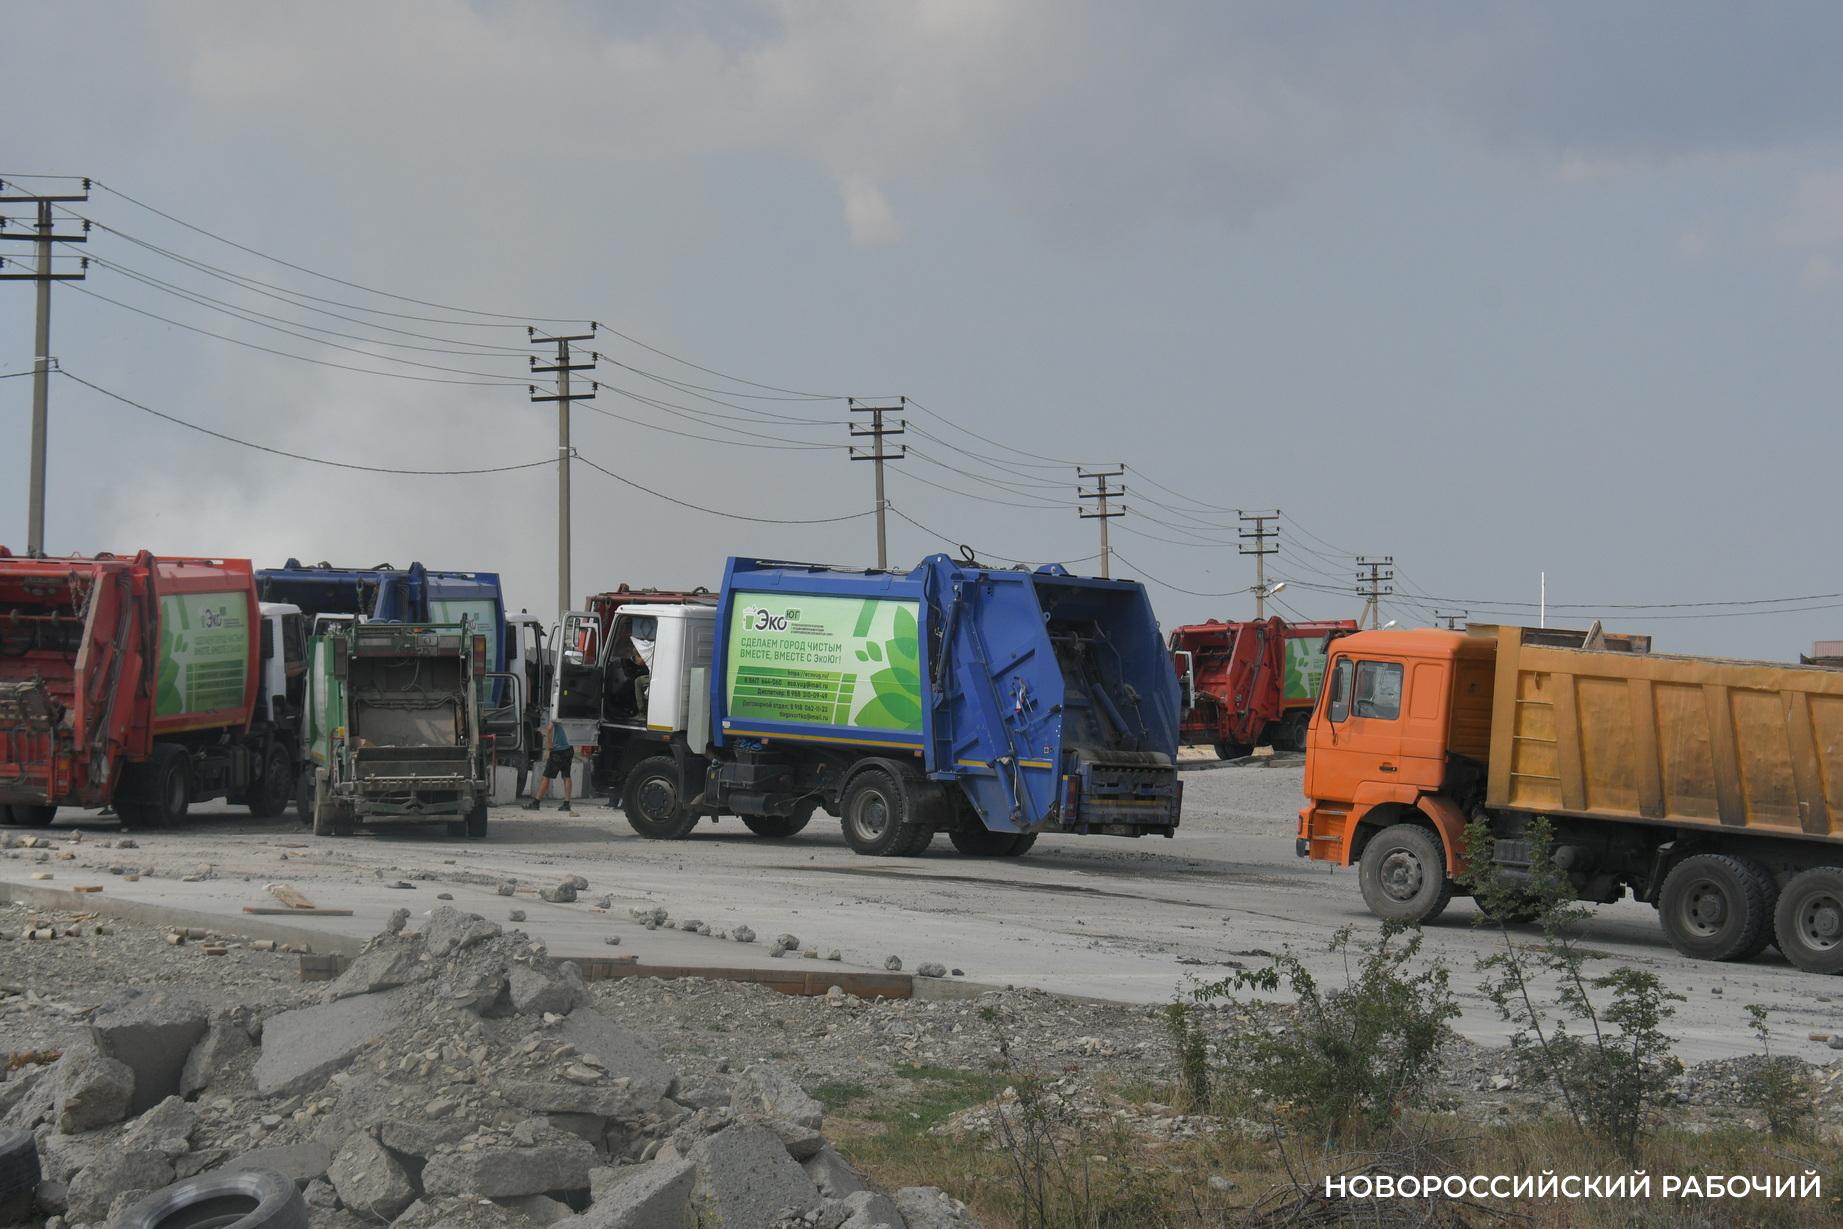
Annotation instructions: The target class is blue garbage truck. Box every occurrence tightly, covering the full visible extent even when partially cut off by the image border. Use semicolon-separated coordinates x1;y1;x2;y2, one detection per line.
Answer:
565;553;1182;856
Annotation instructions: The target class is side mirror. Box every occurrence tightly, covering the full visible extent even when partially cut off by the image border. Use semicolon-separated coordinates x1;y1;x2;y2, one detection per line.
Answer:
331;637;350;680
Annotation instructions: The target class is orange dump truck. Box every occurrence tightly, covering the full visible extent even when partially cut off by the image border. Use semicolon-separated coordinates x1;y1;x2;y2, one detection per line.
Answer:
1298;624;1843;973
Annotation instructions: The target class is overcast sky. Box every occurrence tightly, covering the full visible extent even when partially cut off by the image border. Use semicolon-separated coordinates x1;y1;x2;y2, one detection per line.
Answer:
3;1;1840;657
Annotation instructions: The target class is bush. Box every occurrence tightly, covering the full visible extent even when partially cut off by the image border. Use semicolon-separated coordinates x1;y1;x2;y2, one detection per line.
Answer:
1745;1003;1817;1139
1163;1001;1210;1108
1192;923;1458;1145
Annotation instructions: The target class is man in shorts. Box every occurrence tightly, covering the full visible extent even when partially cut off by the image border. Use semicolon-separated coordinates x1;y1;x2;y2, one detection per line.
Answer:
522;718;574;814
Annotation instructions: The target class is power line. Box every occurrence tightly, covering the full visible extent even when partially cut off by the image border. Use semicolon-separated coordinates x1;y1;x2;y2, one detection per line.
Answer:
850;397;906;568
1108;550;1252;598
575;453;872;525
55;369;553;475
883;502;1100;568
905;397;1088;469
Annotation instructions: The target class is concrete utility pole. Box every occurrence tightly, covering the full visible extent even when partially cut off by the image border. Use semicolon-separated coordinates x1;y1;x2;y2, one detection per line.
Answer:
1356;556;1394;629
0;178;90;556
529;326;597;619
1077;467;1126;579
1239;510;1279;618
849;398;905;569
1434;609;1468;630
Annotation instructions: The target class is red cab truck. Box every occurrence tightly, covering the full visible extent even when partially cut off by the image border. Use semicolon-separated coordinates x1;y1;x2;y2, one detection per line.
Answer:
1170;617;1355;757
0;550;306;828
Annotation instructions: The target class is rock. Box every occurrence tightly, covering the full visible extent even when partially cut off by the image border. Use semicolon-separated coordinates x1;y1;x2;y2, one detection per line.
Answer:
883;957;902;972
89;988;209;1112
437;893;455;901
1830;1036;1843;1051
498;1193;575;1225
839;1190;905;1229
1208;1175;1236;1192
378;1119;475;1159
304;1177;340;1211
826;951;842;962
510;909;528;922
893;1186;982;1228
732;926;756;944
180;1009;255;1096
734;1065;824;1131
176;1148;228;1179
604;936;622;946
566;1157;697;1228
498;881;518;896
688;1125;822;1227
37;1132;105;1184
386;907;411;934
393;1195;537;1228
221;1140;335;1189
500;1079;653;1123
761;1117;825;1161
421;1136;598;1198
119;1095;198;1154
54;1044;134;1133
330;1132;417;1220
424;906;502;957
254;987;411;1096
772;934;800;954
802;1147;867;1199
541;882;579;904
34;1178;67;1215
510;961;587;1016
556;1011;678;1102
916;962;946;979
325;941;427;1000
0;1062;52;1129
65;1150;173;1222
565;874;590;891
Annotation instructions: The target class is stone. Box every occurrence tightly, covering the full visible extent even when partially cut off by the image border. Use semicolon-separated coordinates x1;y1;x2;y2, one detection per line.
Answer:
772;934;800;953
119;1095;198;1154
424;906;501;957
565;874;590;890
421;1136;598;1198
802;1147;867;1199
566;1157;697;1228
392;1196;536;1228
839;1190;906;1229
732;926;755;944
1830;1036;1843;1051
378;1119;474;1159
65;1150;173;1222
499;1193;575;1225
510;909;528;922
510;961;587;1015
254;987;411;1096
1208;1175;1236;1192
329;1132;417;1220
325;941;427;1001
89;988;209;1112
386;907;411;934
221;1139;335;1189
180;1008;256;1096
734;1064;824;1131
304;1178;340;1211
883;957;902;972
893;1186;982;1228
500;1079;653;1124
916;962;947;979
556;1011;678;1102
541;882;579;904
54;1044;134;1133
688;1125;822;1227
498;881;518;896
38;1132;106;1184
761;1117;825;1161
826;951;842;962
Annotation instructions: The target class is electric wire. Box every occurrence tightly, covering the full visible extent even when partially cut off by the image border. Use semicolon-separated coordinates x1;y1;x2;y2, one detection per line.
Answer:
573;453;872;525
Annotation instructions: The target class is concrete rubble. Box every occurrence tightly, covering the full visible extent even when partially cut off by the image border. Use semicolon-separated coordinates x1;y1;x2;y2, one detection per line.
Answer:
0;906;983;1229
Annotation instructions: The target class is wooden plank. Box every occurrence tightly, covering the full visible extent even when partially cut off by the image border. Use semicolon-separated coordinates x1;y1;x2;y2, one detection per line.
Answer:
267;883;316;910
242;905;353;917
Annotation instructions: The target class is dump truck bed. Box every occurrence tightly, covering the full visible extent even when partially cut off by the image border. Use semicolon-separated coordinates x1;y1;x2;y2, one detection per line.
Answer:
1484;624;1843;842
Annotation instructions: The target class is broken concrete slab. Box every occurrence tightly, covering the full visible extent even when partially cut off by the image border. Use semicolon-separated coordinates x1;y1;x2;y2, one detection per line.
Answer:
54;1044;135;1133
254;985;412;1096
760;1117;825;1161
802;1145;868;1200
688;1124;822;1228
733;1063;824;1131
325;940;429;1000
894;1186;984;1228
421;1136;599;1198
509;959;586;1015
555;1010;678;1102
329;1131;418;1220
498;1192;576;1225
839;1190;906;1229
119;1094;199;1155
378;1118;474;1159
424;905;502;957
65;1149;174;1223
567;1156;697;1228
89;987;210;1112
500;1079;653;1124
220;1139;335;1189
179;1008;255;1096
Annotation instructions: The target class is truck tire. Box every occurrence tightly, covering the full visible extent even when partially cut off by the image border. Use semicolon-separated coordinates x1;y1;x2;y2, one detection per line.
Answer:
1358;823;1454;924
0;1125;41;1225
742;802;816;839
121;746;191;830
1214;741;1252;761
1735;859;1780;960
111;1166;307;1229
310;771;353;838
6;804;56;828
948;828;1036;857
1772;866;1843;975
1277;711;1311;753
244;745;295;819
464;797;489;840
623;756;698;840
841;768;933;857
1658;853;1771;962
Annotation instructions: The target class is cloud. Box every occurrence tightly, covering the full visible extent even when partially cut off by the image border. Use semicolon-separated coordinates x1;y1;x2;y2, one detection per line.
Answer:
838;175;900;245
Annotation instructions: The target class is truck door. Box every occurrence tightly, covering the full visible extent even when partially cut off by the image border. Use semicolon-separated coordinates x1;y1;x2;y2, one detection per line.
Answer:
1308;653;1407;799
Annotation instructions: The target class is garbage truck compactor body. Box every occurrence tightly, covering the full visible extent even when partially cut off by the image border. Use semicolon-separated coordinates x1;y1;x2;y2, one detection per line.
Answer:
0;550;305;827
1298;624;1843;973
566;555;1184;856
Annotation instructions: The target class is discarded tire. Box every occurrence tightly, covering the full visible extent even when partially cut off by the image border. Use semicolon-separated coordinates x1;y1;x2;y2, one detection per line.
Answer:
111;1166;307;1229
0;1126;41;1225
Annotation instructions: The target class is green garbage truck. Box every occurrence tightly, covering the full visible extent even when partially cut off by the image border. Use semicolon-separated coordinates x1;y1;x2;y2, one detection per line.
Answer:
304;619;521;838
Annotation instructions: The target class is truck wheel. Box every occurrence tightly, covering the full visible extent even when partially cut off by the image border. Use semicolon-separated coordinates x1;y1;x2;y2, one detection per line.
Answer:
294;772;314;824
464;798;489;840
1735;859;1780;960
125;746;191;829
1358;823;1454;924
245;745;295;819
1772;867;1843;975
6;804;56;828
742;802;816;839
1214;741;1252;761
623;756;698;839
841;768;932;857
1658;853;1771;962
1278;712;1311;753
948;828;1035;857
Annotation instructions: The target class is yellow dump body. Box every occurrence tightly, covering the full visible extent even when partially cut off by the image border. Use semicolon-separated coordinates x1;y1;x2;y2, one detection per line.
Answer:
1485;625;1843;843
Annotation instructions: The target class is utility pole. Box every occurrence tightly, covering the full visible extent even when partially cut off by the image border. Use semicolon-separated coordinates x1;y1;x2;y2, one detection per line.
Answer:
849;398;905;569
1434;609;1468;630
0;178;89;556
1238;509;1279;618
1077;467;1126;579
529;325;597;619
1356;556;1393;629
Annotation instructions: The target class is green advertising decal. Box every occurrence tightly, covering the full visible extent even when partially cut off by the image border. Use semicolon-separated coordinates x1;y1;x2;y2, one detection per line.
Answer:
1283;637;1331;704
725;593;922;733
156;592;250;717
429;600;498;671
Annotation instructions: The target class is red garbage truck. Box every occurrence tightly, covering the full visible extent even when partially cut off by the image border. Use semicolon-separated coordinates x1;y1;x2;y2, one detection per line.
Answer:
1169;616;1356;758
